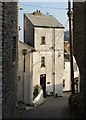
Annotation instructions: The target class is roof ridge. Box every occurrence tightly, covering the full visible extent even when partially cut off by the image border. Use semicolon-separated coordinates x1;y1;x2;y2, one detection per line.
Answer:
25;13;64;28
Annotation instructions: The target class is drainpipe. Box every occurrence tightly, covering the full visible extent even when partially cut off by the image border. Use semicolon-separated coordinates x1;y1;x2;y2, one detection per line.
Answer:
52;28;55;96
67;0;75;94
28;50;33;105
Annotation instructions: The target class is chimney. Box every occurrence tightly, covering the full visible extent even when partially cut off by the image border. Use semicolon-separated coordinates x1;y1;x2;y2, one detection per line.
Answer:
33;10;42;16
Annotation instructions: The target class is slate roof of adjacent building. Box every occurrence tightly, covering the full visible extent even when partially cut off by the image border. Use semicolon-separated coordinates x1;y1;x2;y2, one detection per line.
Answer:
19;41;35;50
25;13;64;28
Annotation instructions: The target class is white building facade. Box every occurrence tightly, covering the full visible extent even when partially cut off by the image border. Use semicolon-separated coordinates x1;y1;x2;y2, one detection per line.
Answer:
63;60;71;91
24;11;64;96
63;58;79;92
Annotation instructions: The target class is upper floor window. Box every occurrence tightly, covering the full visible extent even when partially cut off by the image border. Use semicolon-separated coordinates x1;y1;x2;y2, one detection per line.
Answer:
41;57;45;67
41;36;45;45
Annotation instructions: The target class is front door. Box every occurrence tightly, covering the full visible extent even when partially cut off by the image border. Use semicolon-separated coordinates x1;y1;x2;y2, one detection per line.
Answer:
40;74;46;97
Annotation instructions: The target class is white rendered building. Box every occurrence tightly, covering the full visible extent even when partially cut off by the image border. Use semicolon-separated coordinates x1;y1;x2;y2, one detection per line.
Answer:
24;10;64;96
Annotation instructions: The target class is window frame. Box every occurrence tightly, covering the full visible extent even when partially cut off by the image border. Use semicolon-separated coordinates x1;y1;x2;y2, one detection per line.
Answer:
41;56;45;67
41;36;46;45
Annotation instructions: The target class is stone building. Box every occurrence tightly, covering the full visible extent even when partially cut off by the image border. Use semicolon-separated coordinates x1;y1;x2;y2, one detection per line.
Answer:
73;2;86;118
24;10;64;96
0;1;18;119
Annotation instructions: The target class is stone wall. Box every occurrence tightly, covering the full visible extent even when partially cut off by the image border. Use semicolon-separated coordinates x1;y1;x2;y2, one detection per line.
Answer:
0;2;18;119
73;2;86;118
0;2;2;119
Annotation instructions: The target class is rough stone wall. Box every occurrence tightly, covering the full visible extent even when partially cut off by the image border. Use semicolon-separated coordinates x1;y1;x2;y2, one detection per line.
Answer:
73;2;86;118
1;2;18;118
0;2;2;119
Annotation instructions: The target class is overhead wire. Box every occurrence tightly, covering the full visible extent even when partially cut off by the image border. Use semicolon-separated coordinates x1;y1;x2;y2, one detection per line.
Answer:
20;3;68;10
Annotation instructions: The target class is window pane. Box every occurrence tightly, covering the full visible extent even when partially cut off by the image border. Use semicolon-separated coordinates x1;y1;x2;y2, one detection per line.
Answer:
41;36;45;44
41;57;45;67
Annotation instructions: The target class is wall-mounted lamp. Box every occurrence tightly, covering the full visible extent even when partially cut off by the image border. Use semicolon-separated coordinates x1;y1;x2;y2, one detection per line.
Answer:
22;49;27;73
22;49;27;55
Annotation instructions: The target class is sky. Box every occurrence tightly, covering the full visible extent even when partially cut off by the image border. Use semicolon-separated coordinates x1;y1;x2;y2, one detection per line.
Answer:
19;2;69;41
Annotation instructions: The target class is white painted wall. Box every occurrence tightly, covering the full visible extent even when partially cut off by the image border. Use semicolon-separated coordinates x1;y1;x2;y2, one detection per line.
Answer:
33;27;64;96
17;41;33;105
63;57;79;92
73;57;79;78
63;62;71;91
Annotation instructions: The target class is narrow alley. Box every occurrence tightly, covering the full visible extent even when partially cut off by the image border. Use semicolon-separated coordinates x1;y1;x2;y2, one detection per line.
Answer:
23;93;79;118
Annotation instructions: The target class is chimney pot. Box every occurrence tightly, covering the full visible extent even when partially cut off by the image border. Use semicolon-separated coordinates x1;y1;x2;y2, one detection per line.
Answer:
33;10;42;16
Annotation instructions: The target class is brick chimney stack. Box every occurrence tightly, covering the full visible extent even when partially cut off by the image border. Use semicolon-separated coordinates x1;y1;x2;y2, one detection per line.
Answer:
33;10;42;16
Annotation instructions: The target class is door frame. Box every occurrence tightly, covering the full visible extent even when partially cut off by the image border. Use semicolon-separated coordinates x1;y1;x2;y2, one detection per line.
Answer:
40;74;46;96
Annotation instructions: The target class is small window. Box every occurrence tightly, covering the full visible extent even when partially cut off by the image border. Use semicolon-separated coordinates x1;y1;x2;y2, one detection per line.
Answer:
64;62;65;69
41;36;45;45
41;57;45;67
63;79;65;87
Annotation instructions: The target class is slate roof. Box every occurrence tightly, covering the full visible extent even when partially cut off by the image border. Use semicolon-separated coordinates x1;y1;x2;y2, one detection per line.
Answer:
25;13;64;28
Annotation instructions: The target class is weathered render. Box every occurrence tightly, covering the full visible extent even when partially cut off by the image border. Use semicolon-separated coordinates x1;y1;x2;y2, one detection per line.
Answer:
17;41;34;105
24;11;64;96
0;2;18;119
0;2;2;119
73;2;86;117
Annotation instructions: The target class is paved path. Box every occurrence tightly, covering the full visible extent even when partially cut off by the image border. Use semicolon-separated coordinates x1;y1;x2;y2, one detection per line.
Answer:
23;93;78;118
